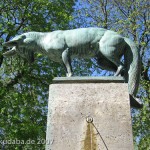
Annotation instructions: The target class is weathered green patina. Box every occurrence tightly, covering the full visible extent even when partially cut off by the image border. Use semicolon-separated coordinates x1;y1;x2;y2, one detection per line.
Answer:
2;28;141;107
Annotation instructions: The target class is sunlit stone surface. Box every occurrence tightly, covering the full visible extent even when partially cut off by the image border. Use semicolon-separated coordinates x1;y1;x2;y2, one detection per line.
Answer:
46;77;134;150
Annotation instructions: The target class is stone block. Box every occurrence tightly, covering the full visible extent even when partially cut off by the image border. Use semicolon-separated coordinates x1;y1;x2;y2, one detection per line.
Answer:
46;77;134;150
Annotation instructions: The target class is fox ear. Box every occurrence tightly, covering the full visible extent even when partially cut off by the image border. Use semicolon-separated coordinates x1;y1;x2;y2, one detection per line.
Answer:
3;47;17;57
23;38;34;44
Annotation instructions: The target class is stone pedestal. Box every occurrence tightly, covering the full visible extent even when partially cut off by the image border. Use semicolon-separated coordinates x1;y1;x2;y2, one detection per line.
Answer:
46;77;134;150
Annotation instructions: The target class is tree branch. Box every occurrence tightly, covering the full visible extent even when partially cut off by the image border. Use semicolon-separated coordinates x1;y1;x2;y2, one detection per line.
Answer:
141;61;150;81
113;0;128;18
0;55;3;67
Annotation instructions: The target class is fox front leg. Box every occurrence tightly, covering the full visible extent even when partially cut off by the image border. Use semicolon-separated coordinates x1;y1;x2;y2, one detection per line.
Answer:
62;48;73;77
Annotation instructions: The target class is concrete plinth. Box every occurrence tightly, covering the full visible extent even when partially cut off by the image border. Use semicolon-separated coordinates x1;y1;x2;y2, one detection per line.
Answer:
46;77;134;150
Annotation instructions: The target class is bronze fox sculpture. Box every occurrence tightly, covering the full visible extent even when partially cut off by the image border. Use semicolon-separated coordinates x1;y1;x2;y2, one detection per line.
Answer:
2;28;141;107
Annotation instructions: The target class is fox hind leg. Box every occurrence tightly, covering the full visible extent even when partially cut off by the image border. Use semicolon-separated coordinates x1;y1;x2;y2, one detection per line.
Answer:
99;34;126;76
100;46;124;76
96;53;117;72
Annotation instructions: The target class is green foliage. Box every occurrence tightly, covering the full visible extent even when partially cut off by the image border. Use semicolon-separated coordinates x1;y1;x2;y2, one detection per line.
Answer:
0;0;75;149
132;79;150;149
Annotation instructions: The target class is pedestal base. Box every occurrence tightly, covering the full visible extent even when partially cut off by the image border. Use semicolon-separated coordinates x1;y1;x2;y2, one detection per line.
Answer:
46;77;134;150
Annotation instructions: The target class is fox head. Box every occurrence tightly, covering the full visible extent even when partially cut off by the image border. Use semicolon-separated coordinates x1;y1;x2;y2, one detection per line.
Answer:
2;33;35;63
3;34;26;48
3;33;36;48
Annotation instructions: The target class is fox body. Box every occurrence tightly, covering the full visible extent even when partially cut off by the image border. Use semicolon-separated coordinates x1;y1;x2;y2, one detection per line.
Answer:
3;28;141;106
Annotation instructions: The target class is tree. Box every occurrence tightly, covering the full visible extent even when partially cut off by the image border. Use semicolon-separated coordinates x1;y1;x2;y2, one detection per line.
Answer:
73;0;150;148
0;0;75;149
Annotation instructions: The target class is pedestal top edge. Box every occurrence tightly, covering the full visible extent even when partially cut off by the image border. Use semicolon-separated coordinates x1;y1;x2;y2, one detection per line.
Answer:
52;76;125;84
